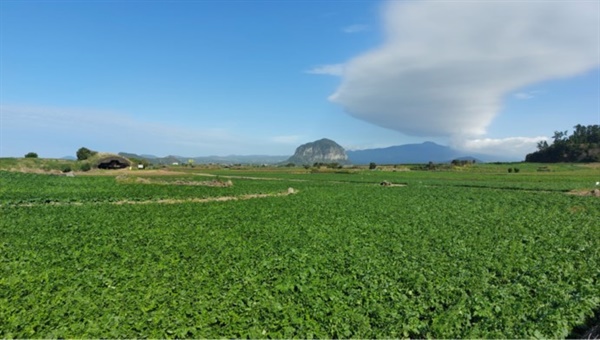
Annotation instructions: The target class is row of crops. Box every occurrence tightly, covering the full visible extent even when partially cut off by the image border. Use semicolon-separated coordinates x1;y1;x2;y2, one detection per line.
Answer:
1;169;599;338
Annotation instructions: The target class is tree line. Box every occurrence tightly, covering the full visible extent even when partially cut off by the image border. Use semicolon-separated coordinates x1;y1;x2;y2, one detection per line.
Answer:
525;124;600;162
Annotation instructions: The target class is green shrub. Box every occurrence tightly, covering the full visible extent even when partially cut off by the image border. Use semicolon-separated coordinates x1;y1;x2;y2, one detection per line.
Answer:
76;147;97;161
80;163;91;172
24;152;38;158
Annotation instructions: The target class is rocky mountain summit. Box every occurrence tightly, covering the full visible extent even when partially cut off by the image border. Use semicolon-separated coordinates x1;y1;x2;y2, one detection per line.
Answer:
286;138;348;165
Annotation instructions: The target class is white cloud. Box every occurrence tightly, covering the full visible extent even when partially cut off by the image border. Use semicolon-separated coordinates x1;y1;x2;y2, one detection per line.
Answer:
329;1;599;139
455;136;550;159
513;90;542;100
305;64;344;76
513;92;534;100
342;24;368;33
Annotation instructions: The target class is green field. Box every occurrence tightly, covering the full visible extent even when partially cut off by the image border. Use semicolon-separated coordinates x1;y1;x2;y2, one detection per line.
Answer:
1;164;599;338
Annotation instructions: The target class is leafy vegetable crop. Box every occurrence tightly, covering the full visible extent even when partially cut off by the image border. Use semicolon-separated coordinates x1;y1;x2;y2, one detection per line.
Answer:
1;169;599;338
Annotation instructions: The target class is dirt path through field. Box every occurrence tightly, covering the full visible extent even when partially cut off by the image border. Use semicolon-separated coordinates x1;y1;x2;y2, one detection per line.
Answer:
192;173;309;182
113;188;297;205
6;188;298;207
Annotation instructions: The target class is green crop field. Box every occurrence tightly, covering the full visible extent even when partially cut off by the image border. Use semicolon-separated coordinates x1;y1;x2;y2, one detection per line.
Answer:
1;164;599;338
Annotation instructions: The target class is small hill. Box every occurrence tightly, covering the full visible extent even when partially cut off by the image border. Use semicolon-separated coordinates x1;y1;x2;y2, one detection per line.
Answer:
286;138;348;165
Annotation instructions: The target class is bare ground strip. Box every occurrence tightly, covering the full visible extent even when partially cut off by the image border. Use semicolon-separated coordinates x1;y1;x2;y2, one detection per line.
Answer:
4;188;298;208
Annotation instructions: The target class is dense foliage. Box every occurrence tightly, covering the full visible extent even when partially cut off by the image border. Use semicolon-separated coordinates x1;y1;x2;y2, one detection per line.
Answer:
526;124;600;162
76;147;98;161
1;167;599;338
24;152;38;158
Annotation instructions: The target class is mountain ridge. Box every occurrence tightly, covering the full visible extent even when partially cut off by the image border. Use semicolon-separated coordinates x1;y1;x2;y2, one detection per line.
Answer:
346;142;497;164
119;141;509;165
118;152;289;165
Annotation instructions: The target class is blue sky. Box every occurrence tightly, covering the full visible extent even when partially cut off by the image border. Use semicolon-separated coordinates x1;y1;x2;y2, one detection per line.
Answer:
1;0;599;160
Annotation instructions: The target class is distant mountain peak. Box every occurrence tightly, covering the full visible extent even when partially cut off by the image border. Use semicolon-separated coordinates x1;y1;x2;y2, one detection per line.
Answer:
286;138;348;165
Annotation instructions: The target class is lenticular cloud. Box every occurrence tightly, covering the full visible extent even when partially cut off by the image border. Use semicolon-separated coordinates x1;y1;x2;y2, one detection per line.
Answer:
329;1;599;138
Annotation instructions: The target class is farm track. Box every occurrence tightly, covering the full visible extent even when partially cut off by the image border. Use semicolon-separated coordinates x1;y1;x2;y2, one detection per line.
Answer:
3;188;298;207
193;173;310;182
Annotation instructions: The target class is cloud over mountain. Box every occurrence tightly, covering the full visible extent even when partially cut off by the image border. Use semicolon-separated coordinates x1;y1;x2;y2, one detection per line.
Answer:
328;1;599;139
